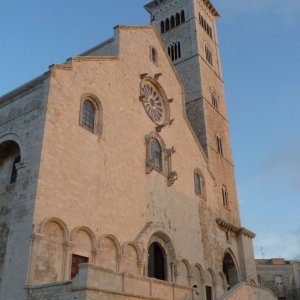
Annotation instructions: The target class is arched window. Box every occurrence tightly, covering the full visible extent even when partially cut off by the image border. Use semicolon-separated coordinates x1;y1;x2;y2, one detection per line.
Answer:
174;43;178;60
151;138;163;172
216;135;223;155
205;45;213;66
148;242;166;281
150;47;157;63
0;140;21;186
168;41;181;62
80;95;102;136
165;18;170;31
170;15;175;29
10;155;20;184
212;94;218;110
222;186;228;207
160;21;165;33
194;171;205;197
176;13;181;26
177;42;181;58
82;100;95;131
181;10;185;23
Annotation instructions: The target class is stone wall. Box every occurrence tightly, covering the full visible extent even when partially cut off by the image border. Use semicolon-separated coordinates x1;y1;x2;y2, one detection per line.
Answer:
256;259;300;300
0;76;50;299
28;263;196;300
218;282;276;300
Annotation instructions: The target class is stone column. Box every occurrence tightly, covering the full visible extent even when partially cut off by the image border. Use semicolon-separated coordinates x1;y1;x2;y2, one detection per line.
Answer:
63;242;75;281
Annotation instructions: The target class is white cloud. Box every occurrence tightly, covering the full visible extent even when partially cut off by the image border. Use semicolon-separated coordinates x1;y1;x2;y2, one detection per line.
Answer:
254;228;300;260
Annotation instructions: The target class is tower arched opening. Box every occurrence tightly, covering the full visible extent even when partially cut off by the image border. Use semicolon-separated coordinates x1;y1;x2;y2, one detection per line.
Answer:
222;252;239;289
0;140;21;185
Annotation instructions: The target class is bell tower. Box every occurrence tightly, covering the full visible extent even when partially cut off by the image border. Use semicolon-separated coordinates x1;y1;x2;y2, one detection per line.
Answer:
145;0;239;223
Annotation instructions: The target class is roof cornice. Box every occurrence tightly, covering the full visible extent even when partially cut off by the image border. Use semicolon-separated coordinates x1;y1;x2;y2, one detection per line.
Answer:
145;0;220;18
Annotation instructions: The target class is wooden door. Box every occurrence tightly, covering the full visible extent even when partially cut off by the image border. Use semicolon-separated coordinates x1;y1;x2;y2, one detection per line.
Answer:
71;254;89;279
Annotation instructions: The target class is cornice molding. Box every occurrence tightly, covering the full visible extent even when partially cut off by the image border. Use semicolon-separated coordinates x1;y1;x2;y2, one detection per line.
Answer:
216;218;256;239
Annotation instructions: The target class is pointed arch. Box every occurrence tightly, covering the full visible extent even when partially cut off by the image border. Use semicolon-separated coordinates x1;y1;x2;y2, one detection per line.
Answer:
223;249;240;288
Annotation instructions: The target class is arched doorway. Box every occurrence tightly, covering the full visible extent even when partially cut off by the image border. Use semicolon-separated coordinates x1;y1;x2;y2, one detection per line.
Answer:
148;242;166;281
223;252;239;289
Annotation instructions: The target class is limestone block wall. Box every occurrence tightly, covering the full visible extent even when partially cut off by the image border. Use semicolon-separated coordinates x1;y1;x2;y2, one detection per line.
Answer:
29;216;229;299
218;282;277;300
256;260;300;300
0;76;50;299
29;26;246;292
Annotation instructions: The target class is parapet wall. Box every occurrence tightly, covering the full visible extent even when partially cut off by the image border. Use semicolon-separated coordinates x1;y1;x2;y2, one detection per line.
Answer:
28;263;195;300
218;281;277;300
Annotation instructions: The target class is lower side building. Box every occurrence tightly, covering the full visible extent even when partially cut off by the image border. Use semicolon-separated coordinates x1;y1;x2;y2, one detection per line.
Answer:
256;259;300;300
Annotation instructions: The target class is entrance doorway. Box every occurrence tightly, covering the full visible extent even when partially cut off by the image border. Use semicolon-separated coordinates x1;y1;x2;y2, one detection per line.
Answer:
71;254;89;279
223;252;239;289
148;242;166;281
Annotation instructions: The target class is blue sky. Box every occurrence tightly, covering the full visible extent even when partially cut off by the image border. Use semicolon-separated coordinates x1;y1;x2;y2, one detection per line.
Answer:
1;0;299;259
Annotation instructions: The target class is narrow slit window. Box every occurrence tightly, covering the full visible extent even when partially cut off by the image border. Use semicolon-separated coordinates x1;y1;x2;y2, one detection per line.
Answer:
181;10;185;23
222;186;229;207
212;94;218;109
160;21;165;33
205;46;213;66
216;136;223;155
165;19;170;31
176;13;181;26
150;47;158;63
171;15;175;29
10;155;20;184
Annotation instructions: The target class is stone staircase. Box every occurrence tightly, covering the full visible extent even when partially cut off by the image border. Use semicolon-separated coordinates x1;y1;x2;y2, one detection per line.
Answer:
218;282;277;300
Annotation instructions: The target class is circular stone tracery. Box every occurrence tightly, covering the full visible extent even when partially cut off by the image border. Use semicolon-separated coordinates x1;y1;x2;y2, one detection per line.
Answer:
141;82;166;125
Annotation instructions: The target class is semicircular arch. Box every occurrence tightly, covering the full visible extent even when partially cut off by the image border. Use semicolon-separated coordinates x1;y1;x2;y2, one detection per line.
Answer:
38;217;69;242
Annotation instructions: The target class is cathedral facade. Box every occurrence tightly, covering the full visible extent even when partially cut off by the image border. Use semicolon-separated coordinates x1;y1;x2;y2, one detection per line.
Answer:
0;0;276;299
